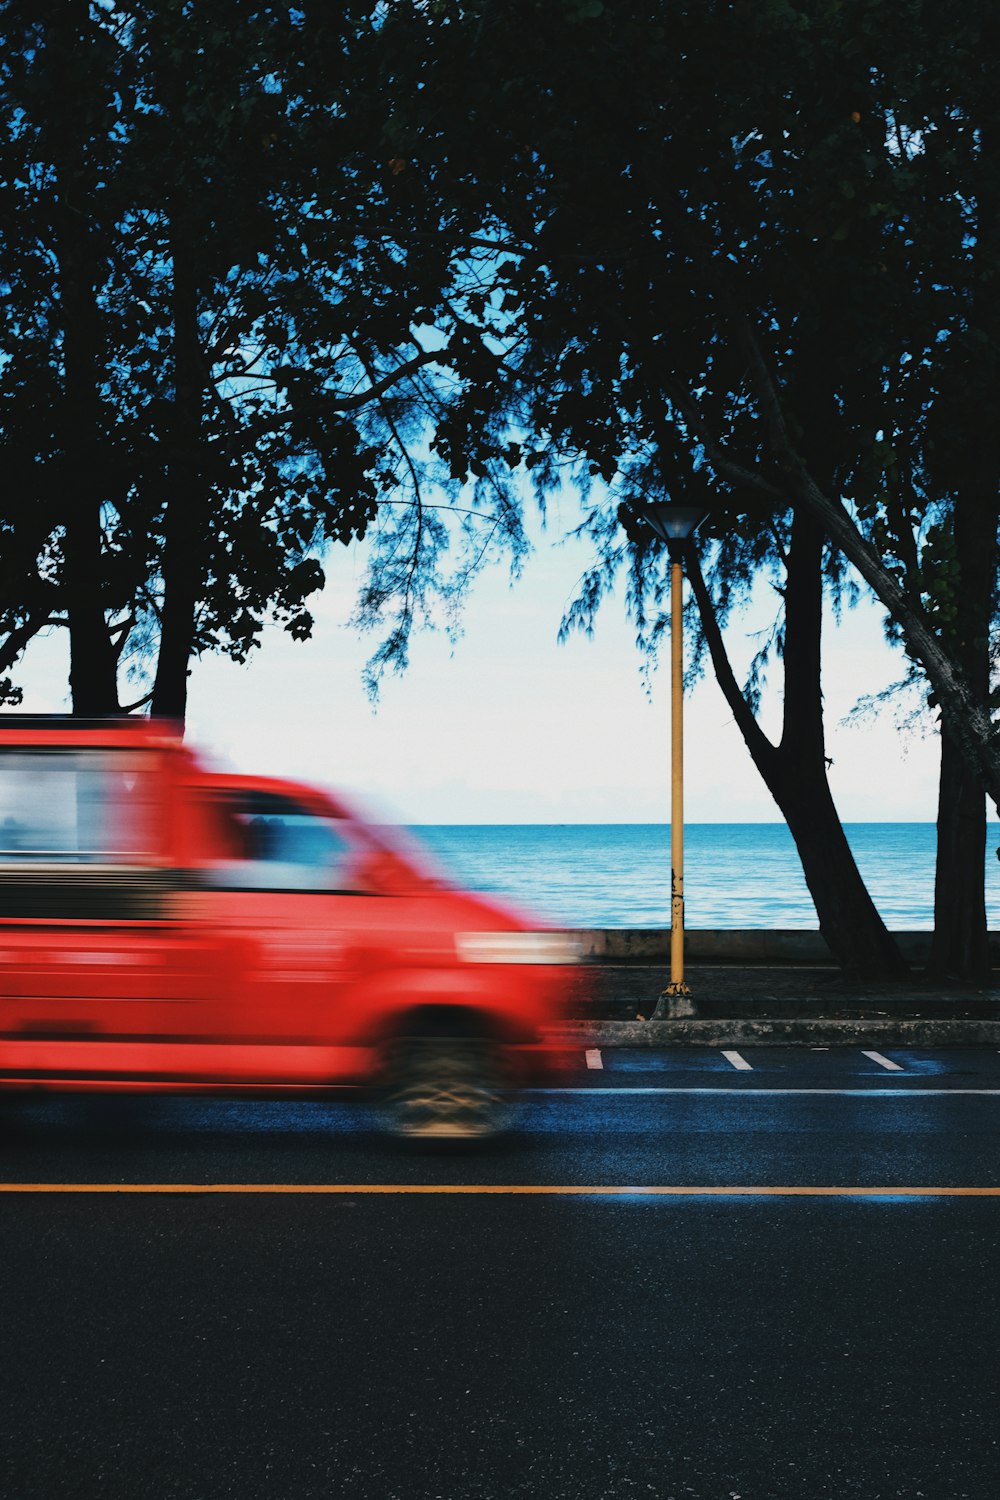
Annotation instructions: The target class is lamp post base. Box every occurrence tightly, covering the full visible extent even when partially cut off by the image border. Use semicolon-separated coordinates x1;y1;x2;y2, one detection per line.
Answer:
653;985;697;1019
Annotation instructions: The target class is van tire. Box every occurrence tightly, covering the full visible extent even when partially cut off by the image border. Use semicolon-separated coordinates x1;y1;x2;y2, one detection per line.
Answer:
379;1035;512;1142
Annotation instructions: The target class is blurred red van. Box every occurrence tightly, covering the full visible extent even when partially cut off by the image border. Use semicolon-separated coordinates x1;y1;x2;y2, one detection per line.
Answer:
0;717;577;1139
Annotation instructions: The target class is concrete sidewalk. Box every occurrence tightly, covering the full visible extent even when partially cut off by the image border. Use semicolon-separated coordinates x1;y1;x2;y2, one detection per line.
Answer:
556;961;1000;1046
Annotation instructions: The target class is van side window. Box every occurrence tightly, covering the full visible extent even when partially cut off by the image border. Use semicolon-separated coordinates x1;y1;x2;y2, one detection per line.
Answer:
207;790;357;891
0;750;157;863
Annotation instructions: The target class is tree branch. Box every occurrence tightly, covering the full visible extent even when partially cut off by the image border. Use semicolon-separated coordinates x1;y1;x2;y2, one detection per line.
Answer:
663;379;788;505
725;321;992;784
686;544;778;772
0;591;63;675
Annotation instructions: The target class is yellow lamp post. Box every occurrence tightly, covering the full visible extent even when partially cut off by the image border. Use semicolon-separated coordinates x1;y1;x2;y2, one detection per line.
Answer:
641;501;709;1019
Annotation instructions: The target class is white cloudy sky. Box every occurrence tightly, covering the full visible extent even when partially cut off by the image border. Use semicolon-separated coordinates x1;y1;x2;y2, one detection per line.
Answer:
16;502;942;825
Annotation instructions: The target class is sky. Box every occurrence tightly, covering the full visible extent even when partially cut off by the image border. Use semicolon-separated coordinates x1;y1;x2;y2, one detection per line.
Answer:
13;502;944;826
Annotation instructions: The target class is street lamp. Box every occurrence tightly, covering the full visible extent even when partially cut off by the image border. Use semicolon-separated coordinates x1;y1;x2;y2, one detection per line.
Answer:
642;501;709;1018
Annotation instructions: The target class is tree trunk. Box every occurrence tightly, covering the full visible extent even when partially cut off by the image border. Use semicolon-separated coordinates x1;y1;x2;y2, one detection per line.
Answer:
929;724;990;981
48;5;120;715
770;759;908;978
150;221;205;724
927;492;996;982
688;508;908;979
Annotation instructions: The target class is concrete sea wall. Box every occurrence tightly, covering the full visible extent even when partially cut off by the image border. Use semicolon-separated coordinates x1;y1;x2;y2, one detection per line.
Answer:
569;929;1000;964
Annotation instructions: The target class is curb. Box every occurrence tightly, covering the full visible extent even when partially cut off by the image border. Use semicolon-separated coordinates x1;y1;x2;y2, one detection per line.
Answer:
549;1018;1000;1047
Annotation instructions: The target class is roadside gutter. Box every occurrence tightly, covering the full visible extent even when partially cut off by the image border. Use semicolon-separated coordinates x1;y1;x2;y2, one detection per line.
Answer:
549;1018;1000;1047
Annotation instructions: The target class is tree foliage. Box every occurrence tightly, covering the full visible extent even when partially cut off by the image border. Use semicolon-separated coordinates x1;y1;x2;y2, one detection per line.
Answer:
0;0;527;715
375;0;1000;807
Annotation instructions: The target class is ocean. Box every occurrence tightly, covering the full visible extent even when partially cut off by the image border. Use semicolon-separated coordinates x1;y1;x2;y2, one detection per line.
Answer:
408;822;1000;930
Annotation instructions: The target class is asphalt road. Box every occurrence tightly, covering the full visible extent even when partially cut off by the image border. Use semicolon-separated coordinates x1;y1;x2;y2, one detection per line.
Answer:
3;1047;1000;1499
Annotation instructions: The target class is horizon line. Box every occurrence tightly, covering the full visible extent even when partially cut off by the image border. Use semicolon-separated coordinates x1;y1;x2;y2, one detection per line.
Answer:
402;818;946;827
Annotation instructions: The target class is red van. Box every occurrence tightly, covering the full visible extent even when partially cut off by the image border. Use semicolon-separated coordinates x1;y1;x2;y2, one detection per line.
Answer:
0;717;577;1139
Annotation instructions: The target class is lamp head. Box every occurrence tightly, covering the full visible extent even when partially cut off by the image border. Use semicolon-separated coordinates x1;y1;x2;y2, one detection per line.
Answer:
641;502;709;559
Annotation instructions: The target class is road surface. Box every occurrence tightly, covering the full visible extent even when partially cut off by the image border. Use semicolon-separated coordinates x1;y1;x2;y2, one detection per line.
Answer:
2;1047;999;1498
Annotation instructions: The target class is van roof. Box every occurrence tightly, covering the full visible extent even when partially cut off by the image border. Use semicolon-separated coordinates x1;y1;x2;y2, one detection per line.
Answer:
0;715;184;749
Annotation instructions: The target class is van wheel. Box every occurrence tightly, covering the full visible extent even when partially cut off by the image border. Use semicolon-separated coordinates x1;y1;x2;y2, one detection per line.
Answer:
379;1036;512;1142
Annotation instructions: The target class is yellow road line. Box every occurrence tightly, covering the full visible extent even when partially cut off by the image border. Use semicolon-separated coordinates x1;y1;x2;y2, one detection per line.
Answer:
1;1183;1000;1196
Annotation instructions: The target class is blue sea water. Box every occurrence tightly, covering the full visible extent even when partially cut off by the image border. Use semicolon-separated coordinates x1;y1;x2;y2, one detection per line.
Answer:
408;823;1000;930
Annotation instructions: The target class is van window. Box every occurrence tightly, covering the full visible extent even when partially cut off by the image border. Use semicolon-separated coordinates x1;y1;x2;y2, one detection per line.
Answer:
206;790;358;891
0;750;158;863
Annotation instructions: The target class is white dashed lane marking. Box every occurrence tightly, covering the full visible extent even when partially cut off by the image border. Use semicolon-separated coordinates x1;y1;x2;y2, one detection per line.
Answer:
862;1050;904;1072
585;1049;603;1070
721;1049;753;1071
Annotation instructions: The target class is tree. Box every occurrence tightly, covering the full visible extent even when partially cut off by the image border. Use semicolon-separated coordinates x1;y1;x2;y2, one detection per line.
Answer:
0;0;527;719
614;500;908;977
371;0;999;973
